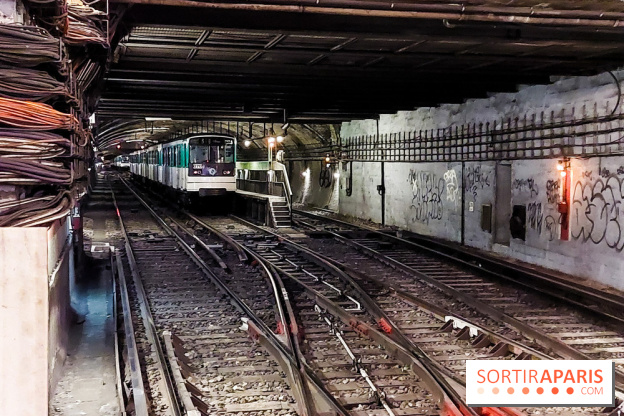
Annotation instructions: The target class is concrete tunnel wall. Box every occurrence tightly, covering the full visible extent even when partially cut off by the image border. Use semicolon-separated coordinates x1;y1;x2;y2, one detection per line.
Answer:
288;69;624;291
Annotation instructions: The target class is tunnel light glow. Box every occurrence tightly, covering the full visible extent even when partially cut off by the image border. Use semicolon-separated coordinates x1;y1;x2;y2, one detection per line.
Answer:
116;144;121;149
557;163;564;171
276;135;284;143
268;136;276;143
333;171;340;179
560;171;567;177
325;154;331;162
244;139;251;148
302;169;309;177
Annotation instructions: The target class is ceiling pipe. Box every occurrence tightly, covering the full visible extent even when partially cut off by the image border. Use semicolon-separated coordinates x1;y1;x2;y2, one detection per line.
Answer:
110;0;624;28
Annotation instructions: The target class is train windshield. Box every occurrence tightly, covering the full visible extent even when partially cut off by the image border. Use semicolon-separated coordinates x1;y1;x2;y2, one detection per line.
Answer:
189;138;234;164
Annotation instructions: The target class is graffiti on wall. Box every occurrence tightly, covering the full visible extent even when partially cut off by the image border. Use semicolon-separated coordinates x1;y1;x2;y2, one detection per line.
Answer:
545;180;561;204
513;178;539;197
408;169;444;223
464;165;490;201
527;202;543;234
599;166;624;178
544;215;558;241
571;174;624;251
444;169;460;208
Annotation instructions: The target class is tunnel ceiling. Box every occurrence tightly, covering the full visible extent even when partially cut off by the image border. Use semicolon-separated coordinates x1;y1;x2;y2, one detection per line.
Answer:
96;0;624;149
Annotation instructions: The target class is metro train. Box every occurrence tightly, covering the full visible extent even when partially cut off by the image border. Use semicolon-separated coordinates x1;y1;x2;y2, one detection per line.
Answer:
129;134;236;204
113;155;130;170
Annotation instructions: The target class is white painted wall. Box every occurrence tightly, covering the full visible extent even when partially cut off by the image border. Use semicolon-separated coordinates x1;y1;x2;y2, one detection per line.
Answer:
337;69;624;290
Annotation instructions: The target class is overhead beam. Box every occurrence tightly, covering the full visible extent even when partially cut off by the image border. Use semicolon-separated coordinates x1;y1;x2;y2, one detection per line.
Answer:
108;0;624;28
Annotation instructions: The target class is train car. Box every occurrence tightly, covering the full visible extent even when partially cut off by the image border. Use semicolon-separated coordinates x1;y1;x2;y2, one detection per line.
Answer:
129;134;236;204
113;155;130;170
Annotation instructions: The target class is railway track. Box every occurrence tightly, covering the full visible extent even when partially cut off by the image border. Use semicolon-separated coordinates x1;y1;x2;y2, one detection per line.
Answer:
114;176;476;416
290;211;624;394
120;176;622;415
206;215;622;416
110;179;308;416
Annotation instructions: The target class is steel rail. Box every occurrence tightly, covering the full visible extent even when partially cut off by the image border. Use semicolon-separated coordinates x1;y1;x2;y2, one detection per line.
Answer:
293;209;624;325
110;183;182;416
111;253;128;416
225;214;624;413
118;177;350;416
114;250;151;416
292;210;624;391
226;214;485;416
149;198;353;415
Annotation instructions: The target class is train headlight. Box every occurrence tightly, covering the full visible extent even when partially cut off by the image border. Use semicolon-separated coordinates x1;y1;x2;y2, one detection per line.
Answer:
222;170;231;175
193;170;202;175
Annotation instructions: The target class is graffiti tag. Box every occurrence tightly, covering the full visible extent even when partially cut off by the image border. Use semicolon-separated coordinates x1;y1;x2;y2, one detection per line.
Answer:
571;175;624;251
443;169;459;208
408;169;444;224
464;165;490;201
513;178;539;197
545;180;560;205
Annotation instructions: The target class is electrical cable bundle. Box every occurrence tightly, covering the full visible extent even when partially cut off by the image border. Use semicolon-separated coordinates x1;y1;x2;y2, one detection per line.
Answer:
0;157;71;184
0;190;73;227
0;24;62;66
0;96;78;130
0;129;71;159
65;1;107;46
0;66;70;102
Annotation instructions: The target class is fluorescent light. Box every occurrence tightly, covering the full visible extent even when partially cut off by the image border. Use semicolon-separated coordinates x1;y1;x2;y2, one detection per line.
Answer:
145;117;172;121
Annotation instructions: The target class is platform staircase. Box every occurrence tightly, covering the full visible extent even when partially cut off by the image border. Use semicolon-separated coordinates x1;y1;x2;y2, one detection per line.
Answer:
270;198;291;227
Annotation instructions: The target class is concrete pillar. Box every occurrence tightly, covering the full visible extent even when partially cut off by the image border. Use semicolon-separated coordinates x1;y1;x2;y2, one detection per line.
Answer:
0;217;72;415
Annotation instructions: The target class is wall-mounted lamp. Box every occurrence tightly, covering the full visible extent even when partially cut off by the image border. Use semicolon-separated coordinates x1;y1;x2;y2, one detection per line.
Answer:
243;139;251;148
276;135;284;143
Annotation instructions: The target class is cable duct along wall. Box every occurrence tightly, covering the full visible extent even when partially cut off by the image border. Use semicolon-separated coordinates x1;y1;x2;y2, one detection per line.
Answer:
0;4;108;226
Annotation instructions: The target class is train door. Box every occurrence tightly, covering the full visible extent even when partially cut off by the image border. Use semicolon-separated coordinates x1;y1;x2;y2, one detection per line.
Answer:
181;143;188;191
157;147;163;183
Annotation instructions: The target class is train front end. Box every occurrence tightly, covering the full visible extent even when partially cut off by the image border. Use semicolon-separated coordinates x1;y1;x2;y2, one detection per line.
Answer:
187;135;236;196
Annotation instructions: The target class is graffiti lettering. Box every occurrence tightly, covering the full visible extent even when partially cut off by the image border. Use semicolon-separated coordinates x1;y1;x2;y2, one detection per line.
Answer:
544;215;558;241
443;169;459;208
618;166;624;175
599;167;611;178
408;169;444;224
527;202;543;234
582;171;593;179
513;178;539;197
464;165;490;201
571;175;624;251
546;180;561;205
